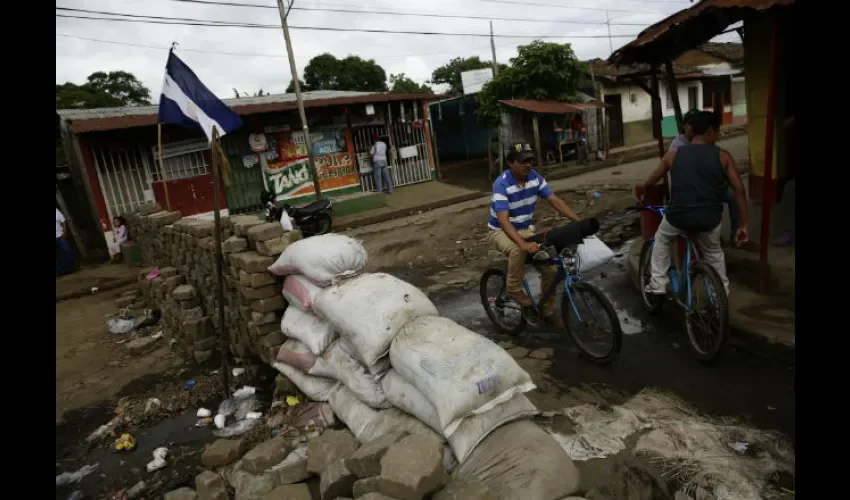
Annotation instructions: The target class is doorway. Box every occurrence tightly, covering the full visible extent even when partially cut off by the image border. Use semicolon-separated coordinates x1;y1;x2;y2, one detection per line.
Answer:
603;94;624;149
687;87;698;112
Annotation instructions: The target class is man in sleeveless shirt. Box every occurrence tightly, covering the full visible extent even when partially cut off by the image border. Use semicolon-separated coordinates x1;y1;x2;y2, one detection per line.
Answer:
640;112;749;295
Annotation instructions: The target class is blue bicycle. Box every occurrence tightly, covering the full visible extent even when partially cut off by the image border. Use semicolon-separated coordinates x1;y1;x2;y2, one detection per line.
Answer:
480;222;622;365
633;205;729;363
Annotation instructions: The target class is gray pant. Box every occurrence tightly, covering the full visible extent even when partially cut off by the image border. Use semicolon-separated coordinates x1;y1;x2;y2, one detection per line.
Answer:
649;217;730;294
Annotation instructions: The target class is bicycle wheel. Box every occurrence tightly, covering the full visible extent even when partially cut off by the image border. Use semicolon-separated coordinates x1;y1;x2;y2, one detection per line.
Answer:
561;281;622;365
684;261;729;363
480;268;527;336
638;239;665;315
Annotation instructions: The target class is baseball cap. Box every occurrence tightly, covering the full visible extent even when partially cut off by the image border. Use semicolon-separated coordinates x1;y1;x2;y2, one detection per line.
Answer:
683;109;701;124
508;142;536;161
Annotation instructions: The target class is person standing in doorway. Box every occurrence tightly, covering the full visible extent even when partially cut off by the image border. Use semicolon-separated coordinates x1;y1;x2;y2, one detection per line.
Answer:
56;207;75;276
370;133;393;194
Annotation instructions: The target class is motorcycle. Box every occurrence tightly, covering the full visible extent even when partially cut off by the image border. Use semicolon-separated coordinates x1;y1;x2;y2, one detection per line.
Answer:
260;190;334;237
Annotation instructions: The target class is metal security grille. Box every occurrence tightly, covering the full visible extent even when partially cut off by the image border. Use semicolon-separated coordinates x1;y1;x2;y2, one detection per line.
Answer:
151;139;211;181
352;121;432;192
91;146;156;222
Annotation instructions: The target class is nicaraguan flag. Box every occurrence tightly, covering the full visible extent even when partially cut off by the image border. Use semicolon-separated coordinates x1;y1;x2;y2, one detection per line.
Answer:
158;50;242;143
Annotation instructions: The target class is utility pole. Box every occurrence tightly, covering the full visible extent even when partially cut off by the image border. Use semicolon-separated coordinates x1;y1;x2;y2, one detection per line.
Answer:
276;0;323;199
490;21;503;180
605;10;614;55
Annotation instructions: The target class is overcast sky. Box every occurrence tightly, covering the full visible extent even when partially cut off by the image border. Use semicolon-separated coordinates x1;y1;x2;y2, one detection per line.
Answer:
56;0;739;101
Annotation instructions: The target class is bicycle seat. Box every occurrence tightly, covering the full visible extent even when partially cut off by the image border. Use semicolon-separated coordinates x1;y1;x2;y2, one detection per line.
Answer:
291;199;333;217
529;218;600;253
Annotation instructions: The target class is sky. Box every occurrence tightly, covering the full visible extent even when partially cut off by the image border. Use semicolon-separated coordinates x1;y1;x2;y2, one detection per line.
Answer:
55;0;740;102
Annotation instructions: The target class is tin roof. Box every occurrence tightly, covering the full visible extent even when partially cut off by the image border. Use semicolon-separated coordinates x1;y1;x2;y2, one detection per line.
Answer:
499;100;610;115
57;90;437;134
609;0;794;66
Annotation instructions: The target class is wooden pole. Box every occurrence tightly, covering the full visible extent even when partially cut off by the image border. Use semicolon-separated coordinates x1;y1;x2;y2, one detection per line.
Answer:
157;122;172;210
531;114;542;168
650;68;669;195
490;21;503;182
210;126;231;398
759;24;780;293
56;186;88;259
664;60;684;132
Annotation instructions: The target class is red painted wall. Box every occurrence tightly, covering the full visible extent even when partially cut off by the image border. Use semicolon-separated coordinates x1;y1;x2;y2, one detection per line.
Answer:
152;173;227;216
78;135;112;231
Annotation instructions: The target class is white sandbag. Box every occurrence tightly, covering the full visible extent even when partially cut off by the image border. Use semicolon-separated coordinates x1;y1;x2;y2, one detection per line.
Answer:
311;340;391;409
272;360;338;402
328;385;442;444
282;274;323;311
389;316;536;437
279;307;337;356
315;273;438;369
275;339;318;372
267;233;367;286
338;337;390;376
381;370;539;463
577;235;615;273
456;419;581;500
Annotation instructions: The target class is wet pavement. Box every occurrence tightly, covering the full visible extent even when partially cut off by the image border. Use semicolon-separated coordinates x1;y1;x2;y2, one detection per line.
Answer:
430;238;796;445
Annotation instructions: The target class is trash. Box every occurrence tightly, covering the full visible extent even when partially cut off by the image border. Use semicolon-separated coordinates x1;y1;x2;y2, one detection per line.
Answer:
91;287;99;293
246;412;263;419
233;385;256;398
114;433;136;451
126;481;146;499
87;415;127;442
145;398;162;412
197;408;212;418
576;235;616;273
183;380;197;391
195;417;214;427
728;442;750;453
213;418;258;438
56;464;99;487
214;414;226;429
593;191;603;199
293;402;336;430
107;317;137;334
146;447;168;472
272;361;338;402
232;367;245;377
146;268;160;281
150;331;164;340
286;396;300;407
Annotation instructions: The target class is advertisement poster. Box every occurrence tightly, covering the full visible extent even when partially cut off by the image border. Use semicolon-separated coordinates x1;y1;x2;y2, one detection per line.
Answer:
264;125;361;201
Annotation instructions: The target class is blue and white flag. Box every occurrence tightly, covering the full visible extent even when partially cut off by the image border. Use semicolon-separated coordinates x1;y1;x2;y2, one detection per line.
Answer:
158;50;242;143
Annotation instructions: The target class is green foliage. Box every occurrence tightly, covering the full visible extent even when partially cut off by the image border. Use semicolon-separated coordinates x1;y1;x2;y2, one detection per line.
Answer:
285;79;305;93
476;41;587;126
430;56;505;95
303;53;388;92
56;71;152;109
389;73;433;94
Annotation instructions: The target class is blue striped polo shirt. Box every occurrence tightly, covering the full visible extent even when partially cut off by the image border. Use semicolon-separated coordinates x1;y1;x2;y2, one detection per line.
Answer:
488;169;553;231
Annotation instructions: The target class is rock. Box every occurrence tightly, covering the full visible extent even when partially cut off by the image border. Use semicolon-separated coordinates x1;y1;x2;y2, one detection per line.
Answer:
352;476;385;497
433;479;497;500
345;432;408;478
242;436;292;474
248;222;285;243
269;451;309;485
194;349;214;363
359;494;401;500
528;348;554;360
223;236;249;253
173;284;197;301
163;488;198;500
232;469;277;500
320;459;358;500
256;231;301;257
126;336;158;354
196;470;228;500
506;346;530;359
202;438;246;468
380;434;449;500
275;375;298;395
307;429;360;475
262;484;312;500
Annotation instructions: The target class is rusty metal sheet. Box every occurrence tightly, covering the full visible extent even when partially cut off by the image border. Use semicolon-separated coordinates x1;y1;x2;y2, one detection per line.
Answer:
499;99;609;115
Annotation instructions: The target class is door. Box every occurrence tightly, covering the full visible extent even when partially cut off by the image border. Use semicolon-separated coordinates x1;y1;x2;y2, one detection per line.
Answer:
687;87;698;111
603;94;624;149
151;139;227;216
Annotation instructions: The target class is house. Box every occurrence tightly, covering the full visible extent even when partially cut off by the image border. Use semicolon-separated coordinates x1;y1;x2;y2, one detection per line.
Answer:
57;90;436;257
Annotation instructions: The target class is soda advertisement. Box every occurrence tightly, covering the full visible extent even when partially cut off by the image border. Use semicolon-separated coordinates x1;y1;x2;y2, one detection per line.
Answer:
264;125;361;201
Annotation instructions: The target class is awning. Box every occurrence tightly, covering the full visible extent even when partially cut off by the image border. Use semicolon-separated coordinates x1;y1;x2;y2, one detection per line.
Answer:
499;100;610;115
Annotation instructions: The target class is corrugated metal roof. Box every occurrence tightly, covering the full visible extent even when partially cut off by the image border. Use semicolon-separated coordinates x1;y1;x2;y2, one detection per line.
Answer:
57;90;437;134
609;0;794;66
499;100;609;115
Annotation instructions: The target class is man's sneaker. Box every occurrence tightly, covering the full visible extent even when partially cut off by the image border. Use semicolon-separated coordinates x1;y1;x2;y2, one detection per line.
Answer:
543;313;564;329
644;283;666;295
508;291;533;308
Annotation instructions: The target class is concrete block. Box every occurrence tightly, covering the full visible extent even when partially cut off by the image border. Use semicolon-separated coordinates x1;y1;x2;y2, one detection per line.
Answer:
307;429;360;475
163;487;197;500
233;218;264;237
261;331;285;349
320;459;358;500
251;311;278;326
223;236;248;254
251;296;286;313
195;470;228;500
268;451;310;485
183;317;214;341
194;349;214;363
202;438;246;468
242;436;291;474
232;469;277;500
380;434;449;500
345;432;408;478
251;321;281;338
247;222;285;243
432;479;498;500
262;484;312;500
352;476;386;498
240;271;276;288
231;252;275;273
239;284;278;301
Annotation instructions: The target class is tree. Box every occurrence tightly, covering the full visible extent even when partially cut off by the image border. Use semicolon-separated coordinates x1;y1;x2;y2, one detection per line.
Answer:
431;56;505;95
285;79;305;93
302;53;388;92
476;41;587;126
56;71;152;109
389;73;433;94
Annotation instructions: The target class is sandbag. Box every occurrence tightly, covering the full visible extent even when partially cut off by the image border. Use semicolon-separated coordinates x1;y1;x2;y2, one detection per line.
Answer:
279;307;337;356
381;370;539;463
328;385;442;444
275;339;318;372
311;340;391;409
314;273;438;369
267;233;367;286
576;235;615;274
272;359;338;402
456;419;581;500
338;337;391;376
390;316;536;437
282;274;323;311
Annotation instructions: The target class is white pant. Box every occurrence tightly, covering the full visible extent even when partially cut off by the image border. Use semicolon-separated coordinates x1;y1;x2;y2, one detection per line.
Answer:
649;217;729;293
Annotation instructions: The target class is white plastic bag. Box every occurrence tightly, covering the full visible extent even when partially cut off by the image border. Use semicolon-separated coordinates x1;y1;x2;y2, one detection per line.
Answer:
328;385;442;444
314;273;438;369
389;316;536;437
311;340;391;409
272;360;339;402
279;307;337;356
381;370;539;463
456;419;581;499
577;235;615;273
279;211;294;232
282;274;323;311
107;317;136;334
275;339;318;372
267;233;367;286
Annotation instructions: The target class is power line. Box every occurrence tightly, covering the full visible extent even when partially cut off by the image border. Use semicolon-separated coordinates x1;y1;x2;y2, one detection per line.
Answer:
479;0;662;14
169;0;650;26
55;10;640;38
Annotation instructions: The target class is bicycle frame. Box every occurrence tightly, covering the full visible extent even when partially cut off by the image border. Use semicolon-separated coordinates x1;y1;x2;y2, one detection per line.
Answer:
519;248;585;323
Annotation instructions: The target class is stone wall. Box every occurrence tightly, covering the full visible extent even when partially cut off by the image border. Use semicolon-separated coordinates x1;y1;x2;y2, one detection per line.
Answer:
126;204;302;365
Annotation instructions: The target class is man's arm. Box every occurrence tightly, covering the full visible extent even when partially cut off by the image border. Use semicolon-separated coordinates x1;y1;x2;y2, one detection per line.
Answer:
721;150;749;242
639;150;676;202
369;145;375;158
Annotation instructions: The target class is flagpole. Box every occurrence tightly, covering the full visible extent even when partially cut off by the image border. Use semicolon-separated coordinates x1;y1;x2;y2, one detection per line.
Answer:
276;0;323;199
210;125;231;399
156;122;172;210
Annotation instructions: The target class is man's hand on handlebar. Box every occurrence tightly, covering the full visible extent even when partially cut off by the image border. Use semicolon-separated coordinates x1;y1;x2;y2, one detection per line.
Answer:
735;226;749;246
521;241;541;254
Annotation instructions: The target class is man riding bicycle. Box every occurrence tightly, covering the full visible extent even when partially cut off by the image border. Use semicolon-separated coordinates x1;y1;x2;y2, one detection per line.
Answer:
640;111;748;296
489;142;582;327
